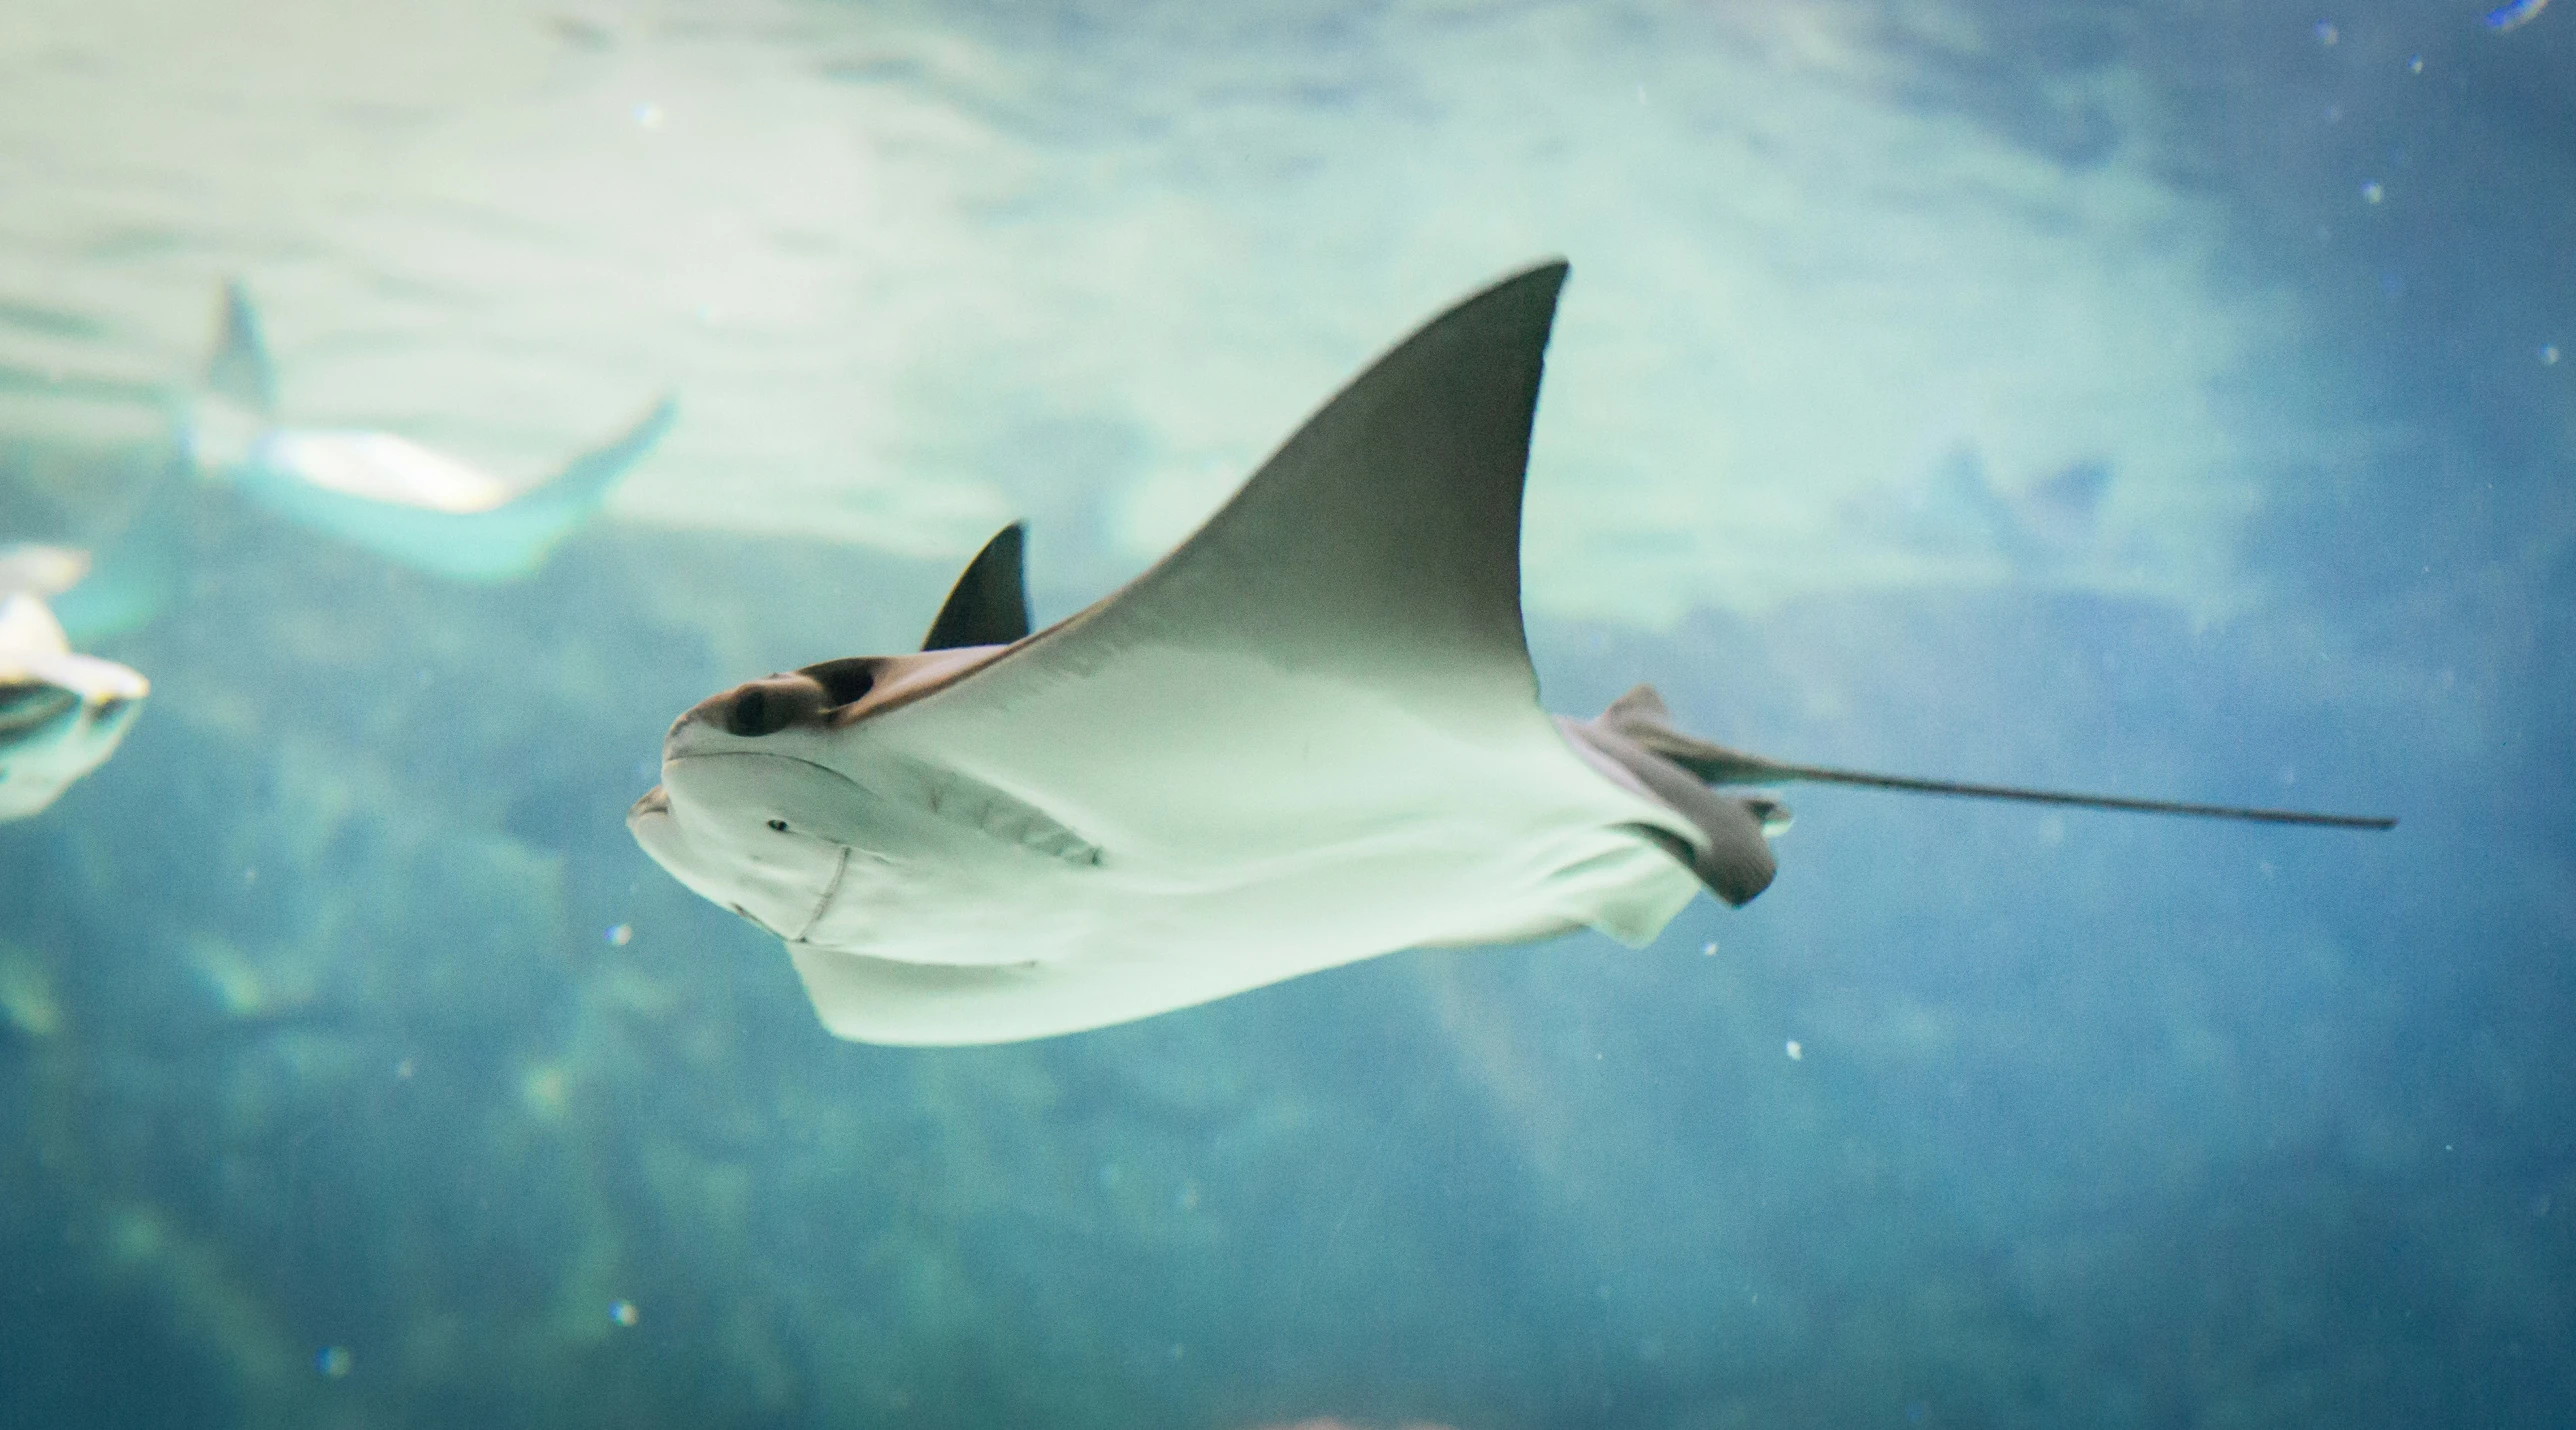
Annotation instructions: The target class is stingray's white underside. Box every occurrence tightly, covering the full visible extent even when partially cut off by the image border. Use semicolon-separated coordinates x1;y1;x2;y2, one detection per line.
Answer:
254;429;518;513
653;645;1702;1045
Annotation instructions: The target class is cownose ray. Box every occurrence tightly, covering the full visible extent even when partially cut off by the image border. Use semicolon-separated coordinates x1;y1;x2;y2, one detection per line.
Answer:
0;546;149;821
184;280;677;582
629;261;2393;1047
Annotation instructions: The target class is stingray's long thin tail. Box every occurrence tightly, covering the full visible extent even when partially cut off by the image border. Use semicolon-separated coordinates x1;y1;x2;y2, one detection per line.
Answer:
1747;761;2395;829
1594;683;2397;831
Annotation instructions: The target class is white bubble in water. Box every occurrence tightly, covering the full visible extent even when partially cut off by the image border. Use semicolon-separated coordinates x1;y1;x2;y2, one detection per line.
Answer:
609;1300;639;1327
605;923;634;947
316;1345;353;1378
1785;1040;1804;1061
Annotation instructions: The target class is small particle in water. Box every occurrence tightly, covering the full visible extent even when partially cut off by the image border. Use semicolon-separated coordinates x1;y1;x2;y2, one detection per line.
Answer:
394;1057;415;1079
609;1300;639;1327
316;1345;353;1378
1785;1040;1803;1061
2543;344;2561;365
2486;0;2550;31
2361;180;2384;203
605;923;633;947
2314;19;2339;45
2408;54;2424;71
1700;940;1718;957
632;100;665;129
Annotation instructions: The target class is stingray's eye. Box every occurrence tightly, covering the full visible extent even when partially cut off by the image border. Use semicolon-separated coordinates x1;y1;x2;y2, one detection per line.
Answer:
766;819;790;833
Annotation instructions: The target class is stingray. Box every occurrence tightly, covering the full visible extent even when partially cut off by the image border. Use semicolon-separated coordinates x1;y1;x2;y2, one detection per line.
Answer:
185;280;677;581
0;546;149;821
630;261;2392;1047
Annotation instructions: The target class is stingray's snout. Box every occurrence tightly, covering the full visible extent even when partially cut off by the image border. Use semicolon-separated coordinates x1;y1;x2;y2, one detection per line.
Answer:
702;673;831;738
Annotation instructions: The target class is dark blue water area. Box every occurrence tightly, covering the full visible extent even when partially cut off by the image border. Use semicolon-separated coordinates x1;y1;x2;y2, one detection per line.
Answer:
4;4;2574;1430
2;494;2566;1429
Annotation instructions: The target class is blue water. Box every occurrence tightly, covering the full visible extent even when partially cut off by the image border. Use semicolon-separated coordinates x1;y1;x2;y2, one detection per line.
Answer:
3;1;2571;1427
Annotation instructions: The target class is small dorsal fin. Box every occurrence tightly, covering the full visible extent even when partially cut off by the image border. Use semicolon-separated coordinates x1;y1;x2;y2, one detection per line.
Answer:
206;279;278;419
921;523;1032;651
1594;684;1786;785
1603;683;1673;727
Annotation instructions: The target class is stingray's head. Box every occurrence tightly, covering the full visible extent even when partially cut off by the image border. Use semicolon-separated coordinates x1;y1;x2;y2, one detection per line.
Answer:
627;657;904;941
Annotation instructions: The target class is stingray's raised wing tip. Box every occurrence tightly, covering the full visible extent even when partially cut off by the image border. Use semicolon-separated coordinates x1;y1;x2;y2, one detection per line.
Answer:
206;278;277;418
1497;257;1570;302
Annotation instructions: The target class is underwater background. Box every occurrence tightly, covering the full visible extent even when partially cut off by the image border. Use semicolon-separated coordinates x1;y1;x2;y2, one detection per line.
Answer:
1;0;2569;1426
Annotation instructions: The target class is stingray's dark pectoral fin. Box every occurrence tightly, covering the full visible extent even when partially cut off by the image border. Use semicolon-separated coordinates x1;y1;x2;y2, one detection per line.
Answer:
1565;707;1784;906
921;522;1032;651
206;280;278;419
1626;789;1778;906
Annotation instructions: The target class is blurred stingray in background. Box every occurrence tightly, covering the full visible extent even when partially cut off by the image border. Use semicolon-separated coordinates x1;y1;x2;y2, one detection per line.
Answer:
1865;444;2117;576
0;544;146;820
183;281;677;582
632;262;2393;1047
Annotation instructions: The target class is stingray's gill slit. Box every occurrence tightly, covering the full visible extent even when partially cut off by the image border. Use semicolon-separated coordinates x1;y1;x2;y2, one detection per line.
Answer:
790;846;853;942
629;258;2396;1048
